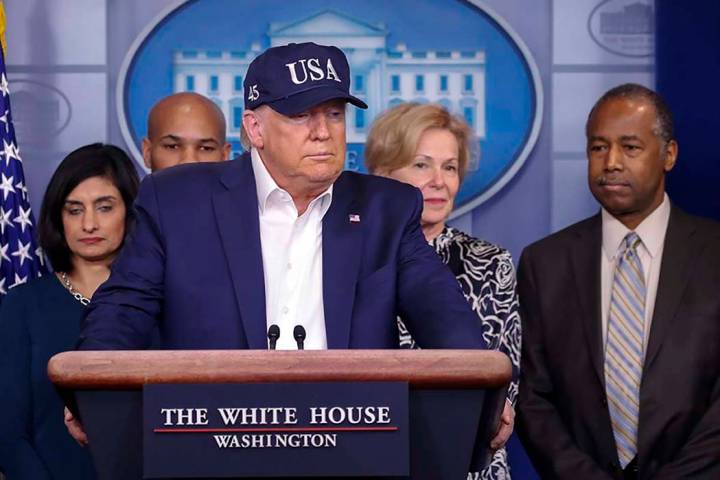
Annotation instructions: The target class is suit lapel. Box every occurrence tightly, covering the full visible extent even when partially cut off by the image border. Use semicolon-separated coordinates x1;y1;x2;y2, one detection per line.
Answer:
322;173;363;348
212;158;268;349
644;206;697;370
570;214;605;385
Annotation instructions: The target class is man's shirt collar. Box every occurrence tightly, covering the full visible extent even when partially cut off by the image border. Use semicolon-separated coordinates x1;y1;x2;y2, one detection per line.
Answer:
602;193;671;261
250;147;333;217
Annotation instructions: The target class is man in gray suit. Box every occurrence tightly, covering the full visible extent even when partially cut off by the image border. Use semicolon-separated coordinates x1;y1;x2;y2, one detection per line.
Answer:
517;84;720;479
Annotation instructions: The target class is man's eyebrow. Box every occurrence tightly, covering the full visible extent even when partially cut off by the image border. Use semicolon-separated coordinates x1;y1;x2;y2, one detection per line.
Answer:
158;134;220;145
158;134;181;142
619;135;642;142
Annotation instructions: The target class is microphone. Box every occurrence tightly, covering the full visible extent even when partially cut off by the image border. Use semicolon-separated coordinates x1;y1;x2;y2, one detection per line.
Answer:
293;325;306;350
267;324;280;350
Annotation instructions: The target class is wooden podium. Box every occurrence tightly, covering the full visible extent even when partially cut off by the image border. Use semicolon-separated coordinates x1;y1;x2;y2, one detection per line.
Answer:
49;350;511;479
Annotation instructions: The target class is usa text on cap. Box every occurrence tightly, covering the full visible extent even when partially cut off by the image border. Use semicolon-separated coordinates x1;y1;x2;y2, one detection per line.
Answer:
244;42;368;116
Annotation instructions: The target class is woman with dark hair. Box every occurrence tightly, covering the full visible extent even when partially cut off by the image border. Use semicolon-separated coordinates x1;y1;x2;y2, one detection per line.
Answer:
366;103;520;480
0;143;139;479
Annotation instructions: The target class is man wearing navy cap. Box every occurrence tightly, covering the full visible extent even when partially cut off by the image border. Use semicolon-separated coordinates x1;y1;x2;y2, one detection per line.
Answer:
78;42;487;353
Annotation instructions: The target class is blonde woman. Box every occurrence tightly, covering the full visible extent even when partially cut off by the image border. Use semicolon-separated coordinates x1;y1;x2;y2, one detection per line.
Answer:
366;103;520;479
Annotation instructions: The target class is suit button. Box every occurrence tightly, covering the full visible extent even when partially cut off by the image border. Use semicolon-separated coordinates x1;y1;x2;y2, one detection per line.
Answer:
601;397;608;406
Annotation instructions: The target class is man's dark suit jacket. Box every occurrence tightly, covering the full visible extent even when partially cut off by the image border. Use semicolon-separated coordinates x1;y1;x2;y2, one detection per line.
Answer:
78;153;485;350
516;205;720;480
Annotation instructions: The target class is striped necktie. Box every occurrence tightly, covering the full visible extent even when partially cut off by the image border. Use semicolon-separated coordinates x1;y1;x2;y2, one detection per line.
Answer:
605;232;645;468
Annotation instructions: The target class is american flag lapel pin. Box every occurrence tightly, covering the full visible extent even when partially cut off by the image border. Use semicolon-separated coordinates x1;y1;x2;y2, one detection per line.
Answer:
348;213;361;223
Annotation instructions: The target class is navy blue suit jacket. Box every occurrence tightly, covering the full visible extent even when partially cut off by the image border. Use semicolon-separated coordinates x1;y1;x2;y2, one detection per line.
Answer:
79;155;485;350
0;276;95;479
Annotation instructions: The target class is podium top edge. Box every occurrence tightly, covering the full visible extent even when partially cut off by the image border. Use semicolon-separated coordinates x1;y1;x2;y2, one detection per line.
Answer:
48;350;511;390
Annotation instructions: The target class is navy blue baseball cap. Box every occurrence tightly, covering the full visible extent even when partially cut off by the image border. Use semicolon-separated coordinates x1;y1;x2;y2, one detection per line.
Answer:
244;42;368;116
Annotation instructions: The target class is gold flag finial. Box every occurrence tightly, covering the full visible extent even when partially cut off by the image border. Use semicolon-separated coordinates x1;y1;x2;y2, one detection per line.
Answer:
0;1;6;57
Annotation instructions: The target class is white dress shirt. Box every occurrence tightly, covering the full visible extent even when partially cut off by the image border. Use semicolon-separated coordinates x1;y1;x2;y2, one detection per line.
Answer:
251;148;332;350
600;194;671;352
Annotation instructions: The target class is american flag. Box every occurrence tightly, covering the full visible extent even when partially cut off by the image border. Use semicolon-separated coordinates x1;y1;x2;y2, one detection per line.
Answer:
0;45;45;302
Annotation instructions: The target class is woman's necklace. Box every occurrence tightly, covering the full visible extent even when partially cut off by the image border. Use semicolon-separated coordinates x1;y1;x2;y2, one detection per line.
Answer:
59;272;91;306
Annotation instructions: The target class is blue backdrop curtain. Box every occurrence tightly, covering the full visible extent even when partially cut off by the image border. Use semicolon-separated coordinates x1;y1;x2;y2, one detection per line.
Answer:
656;2;720;221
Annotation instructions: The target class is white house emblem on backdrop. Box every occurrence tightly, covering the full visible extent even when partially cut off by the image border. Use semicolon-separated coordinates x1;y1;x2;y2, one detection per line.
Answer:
588;0;654;57
170;10;487;151
118;1;542;216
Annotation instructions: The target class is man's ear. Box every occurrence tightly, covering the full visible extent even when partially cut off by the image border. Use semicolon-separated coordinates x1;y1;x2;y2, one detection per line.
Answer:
222;142;232;160
141;137;153;170
242;110;264;149
664;139;678;172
